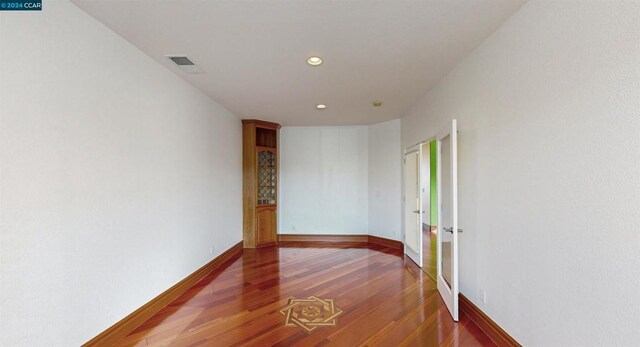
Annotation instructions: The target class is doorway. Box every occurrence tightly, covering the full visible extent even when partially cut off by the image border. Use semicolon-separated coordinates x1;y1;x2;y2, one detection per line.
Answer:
420;140;438;281
403;140;437;272
403;120;459;322
403;150;422;267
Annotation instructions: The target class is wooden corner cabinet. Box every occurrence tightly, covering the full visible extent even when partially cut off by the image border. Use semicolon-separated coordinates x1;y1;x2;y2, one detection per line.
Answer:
242;119;280;248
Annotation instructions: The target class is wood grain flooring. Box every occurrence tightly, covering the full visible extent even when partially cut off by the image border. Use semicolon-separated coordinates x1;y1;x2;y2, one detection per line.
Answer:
118;243;496;346
422;229;437;281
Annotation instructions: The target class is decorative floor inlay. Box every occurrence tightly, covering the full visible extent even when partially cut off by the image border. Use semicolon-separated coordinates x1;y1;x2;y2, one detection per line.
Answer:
280;296;343;332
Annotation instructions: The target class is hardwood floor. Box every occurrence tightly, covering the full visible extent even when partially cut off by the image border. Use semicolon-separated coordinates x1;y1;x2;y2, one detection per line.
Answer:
118;243;495;346
422;228;437;281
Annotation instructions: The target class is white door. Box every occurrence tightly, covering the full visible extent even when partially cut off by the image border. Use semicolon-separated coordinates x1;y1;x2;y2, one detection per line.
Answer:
403;150;422;267
437;119;459;321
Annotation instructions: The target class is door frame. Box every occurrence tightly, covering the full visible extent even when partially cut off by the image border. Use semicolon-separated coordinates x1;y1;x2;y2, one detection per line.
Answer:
402;138;435;268
402;149;422;267
436;119;459;321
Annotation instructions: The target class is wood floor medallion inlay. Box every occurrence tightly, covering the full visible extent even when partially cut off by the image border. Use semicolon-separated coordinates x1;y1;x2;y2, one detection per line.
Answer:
280;296;343;333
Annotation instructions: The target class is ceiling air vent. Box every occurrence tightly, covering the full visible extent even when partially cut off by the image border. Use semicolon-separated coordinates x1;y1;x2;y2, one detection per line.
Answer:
165;55;203;74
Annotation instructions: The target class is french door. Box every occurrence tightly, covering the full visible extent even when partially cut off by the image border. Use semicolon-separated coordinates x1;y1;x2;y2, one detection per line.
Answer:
437;119;459;321
403;149;423;267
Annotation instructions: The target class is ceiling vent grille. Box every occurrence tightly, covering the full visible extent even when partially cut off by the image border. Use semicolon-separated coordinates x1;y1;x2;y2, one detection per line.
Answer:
165;55;203;74
169;56;194;66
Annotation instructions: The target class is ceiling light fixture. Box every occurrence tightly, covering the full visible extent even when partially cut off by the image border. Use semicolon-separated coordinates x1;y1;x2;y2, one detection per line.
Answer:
307;56;323;66
316;104;327;110
372;101;383;107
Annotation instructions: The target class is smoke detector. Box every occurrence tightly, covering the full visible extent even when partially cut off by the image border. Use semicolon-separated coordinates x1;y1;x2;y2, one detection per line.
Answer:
165;55;203;74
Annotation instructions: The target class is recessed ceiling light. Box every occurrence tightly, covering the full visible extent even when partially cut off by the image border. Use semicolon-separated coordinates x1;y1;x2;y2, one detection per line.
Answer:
372;101;383;107
316;104;327;110
307;56;323;66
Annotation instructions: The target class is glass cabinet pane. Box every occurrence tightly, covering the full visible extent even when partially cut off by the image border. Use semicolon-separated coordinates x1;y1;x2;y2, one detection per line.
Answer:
257;150;276;205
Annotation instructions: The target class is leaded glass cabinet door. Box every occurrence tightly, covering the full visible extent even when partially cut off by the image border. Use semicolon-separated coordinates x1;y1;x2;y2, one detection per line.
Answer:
257;149;277;206
256;147;278;246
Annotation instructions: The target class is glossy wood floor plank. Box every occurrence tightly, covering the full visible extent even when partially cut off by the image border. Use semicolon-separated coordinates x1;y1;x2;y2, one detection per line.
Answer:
422;228;438;281
118;244;495;347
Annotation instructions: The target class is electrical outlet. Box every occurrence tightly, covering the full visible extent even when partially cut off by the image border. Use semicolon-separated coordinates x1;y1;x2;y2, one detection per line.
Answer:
292;225;297;231
210;246;215;255
479;289;487;304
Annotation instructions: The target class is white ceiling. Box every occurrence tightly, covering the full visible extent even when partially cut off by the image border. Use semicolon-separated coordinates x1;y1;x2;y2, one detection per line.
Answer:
71;0;526;126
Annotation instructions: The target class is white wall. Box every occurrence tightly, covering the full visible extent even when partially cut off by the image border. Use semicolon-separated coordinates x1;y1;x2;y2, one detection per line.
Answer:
401;1;640;345
368;119;402;240
279;126;369;234
0;2;242;345
279;122;402;239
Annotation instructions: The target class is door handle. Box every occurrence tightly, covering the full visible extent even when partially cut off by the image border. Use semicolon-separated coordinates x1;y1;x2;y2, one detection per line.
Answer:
444;227;463;233
412;210;425;214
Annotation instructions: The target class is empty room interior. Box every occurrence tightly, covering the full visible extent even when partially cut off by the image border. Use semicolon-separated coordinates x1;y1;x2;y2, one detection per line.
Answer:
1;0;639;346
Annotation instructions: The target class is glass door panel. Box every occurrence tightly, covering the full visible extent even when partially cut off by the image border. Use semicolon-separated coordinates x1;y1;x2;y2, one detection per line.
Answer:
257;150;277;205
